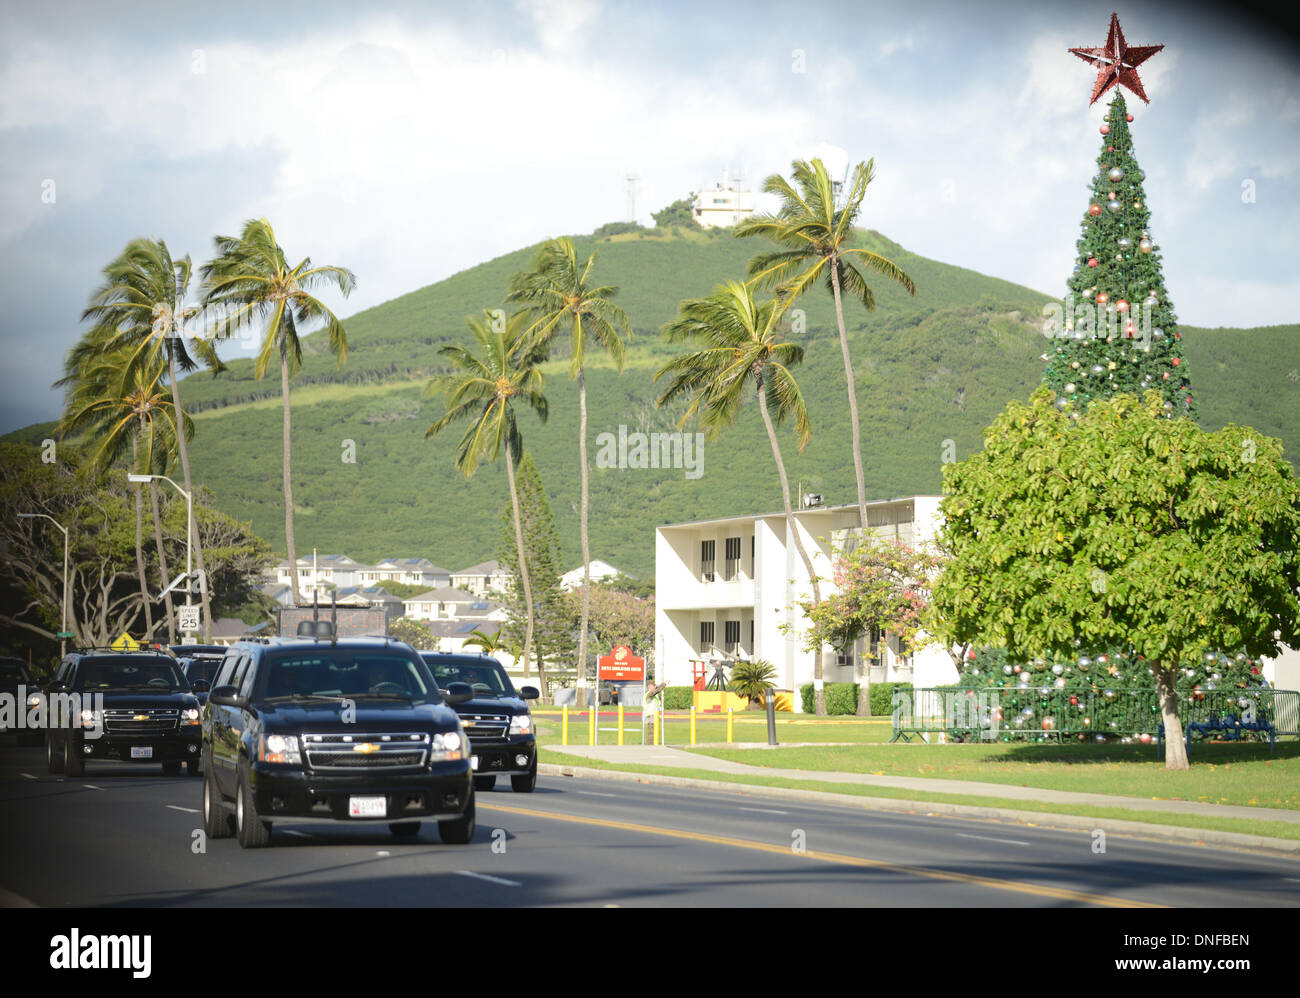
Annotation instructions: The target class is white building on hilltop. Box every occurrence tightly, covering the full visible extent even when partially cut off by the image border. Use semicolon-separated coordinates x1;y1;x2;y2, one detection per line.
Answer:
654;495;958;708
692;170;754;229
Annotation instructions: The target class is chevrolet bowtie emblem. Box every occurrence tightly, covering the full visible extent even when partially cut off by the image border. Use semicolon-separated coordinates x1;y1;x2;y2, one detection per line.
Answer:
353;742;380;754
133;714;150;721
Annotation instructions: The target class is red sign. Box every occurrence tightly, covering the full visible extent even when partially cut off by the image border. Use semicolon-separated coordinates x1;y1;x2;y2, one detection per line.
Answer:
598;645;645;682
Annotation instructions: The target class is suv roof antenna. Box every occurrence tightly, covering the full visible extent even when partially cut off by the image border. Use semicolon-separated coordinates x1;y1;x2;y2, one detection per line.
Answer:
331;596;338;645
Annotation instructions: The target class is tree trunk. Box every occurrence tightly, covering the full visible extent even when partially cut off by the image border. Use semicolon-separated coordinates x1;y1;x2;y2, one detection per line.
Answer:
280;336;301;606
168;344;214;641
757;370;825;715
504;446;535;686
829;260;869;533
1156;665;1190;770
577;368;591;709
856;644;872;716
131;432;155;641
148;481;176;644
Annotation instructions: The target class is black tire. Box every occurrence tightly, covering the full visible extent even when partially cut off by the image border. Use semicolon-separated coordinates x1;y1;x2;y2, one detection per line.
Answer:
203;767;232;839
511;759;537;793
186;759;201;777
438;791;475;845
162;761;182;777
47;734;64;775
389;822;421;839
63;737;83;777
235;768;271;848
473;775;497;791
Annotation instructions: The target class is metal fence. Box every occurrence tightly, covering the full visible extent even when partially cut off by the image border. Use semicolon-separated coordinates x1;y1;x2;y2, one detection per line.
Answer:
891;686;1300;744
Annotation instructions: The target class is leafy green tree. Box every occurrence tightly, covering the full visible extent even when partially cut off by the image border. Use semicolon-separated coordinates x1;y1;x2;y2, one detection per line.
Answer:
424;310;548;688
78;238;223;639
728;659;777;707
200;218;356;605
507;238;630;702
929;388;1300;769
562;584;653;660
655;280;829;713
389;616;438;650
652;195;696;228
736;158;916;532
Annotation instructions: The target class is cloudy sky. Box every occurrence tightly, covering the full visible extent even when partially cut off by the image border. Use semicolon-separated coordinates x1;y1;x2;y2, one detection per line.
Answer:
1;0;1296;433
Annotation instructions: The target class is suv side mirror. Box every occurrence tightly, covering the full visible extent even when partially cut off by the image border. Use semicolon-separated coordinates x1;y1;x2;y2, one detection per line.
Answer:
208;685;247;708
443;681;474;706
519;686;540;700
191;679;211;693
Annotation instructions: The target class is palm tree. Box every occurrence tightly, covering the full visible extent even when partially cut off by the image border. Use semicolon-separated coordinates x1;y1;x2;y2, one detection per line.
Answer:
655;281;829;714
506;238;630;705
425;310;549;689
463;627;521;662
736;158;916;532
199;218;355;606
728;659;778;708
80;238;223;640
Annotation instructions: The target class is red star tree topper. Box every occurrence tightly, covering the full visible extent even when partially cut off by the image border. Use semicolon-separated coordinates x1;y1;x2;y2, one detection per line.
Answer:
1070;11;1164;104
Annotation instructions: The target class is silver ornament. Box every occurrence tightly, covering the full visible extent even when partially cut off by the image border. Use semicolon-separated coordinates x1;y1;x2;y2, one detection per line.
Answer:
1139;238;1153;254
1117;237;1132;250
1106;200;1122;214
1107;167;1124;182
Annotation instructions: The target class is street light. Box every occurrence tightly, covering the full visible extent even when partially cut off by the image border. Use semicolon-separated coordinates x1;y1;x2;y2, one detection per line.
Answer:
17;513;70;658
127;473;196;639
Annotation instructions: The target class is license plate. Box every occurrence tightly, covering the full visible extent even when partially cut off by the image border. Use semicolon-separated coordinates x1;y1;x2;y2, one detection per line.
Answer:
470;755;479;771
348;796;386;818
131;746;153;759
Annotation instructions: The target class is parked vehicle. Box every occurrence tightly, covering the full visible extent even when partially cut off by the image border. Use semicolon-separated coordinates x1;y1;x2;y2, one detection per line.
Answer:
201;631;476;848
0;656;42;746
420;652;538;793
43;649;203;777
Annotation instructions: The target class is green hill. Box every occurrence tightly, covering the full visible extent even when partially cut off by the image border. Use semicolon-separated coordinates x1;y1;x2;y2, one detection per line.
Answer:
12;227;1300;579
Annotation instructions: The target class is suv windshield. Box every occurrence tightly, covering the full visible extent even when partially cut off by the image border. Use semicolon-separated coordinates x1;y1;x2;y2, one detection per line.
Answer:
0;665;28;686
74;657;186;691
259;649;438;704
184;657;223;684
423;657;514;697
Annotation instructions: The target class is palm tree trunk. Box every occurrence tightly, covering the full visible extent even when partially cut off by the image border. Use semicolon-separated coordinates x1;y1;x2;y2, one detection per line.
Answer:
280;336;301;605
131;432;155;641
829;261;869;530
504;446;536;690
167;344;214;641
149;481;176;644
757;370;825;715
577;369;591;708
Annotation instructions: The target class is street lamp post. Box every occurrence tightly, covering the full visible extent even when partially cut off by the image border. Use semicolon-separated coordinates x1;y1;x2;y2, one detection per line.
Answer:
17;513;70;658
128;473;195;641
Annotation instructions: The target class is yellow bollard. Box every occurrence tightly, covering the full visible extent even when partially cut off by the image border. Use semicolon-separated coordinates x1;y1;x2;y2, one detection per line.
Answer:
653;708;660;747
690;705;697;746
617;703;625;746
562;705;569;746
727;707;734;743
589;704;597;746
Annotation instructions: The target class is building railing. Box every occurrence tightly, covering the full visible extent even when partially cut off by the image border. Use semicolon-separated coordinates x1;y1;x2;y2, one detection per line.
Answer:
891;686;1299;744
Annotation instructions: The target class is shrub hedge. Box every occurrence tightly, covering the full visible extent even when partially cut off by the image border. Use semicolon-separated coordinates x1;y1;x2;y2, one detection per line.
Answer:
799;681;914;715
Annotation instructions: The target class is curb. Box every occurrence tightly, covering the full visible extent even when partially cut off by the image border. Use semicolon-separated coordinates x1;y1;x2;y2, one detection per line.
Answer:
538;763;1300;856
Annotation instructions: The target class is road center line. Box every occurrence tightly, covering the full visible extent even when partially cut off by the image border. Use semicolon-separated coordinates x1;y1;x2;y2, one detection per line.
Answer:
166;805;200;813
20;773;36;781
479;801;1162;909
82;784;105;791
956;833;1032;846
737;806;790;815
575;791;618;797
457;870;521;887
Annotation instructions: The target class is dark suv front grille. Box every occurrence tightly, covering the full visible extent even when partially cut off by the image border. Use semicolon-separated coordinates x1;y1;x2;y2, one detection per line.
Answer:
103;708;178;734
460;714;510;744
302;732;430;771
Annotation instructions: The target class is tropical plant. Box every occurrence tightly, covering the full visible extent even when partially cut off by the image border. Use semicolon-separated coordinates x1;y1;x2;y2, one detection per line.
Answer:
736;158;916;534
199;218;356;605
507;237;631;703
424;310;548;688
728;659;778;706
388;616;438;651
78;238;223;639
654;280;828;713
463;627;519;661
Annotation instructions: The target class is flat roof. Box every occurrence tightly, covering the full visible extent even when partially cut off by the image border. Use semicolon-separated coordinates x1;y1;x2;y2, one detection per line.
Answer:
657;495;941;531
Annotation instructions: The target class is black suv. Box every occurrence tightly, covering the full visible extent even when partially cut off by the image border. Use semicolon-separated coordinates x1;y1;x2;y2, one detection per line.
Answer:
43;649;203;777
176;653;223;707
201;635;476;848
421;652;538;793
0;656;42;746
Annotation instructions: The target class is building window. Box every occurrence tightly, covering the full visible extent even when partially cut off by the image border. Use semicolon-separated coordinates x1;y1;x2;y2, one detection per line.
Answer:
700;540;715;582
724;537;741;581
749;620;754;650
837;646;854;667
724;620;740;654
699;621;715;653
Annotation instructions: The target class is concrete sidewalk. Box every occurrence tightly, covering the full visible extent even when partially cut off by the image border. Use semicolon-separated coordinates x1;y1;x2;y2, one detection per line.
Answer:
549;744;1300;825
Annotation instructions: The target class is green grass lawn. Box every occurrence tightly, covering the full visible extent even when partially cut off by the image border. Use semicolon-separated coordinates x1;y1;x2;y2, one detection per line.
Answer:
532;710;894;747
538;749;1300;842
685;741;1300;811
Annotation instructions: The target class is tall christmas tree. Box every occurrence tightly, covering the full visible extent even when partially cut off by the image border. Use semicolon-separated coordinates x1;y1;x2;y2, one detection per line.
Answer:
1042;14;1194;419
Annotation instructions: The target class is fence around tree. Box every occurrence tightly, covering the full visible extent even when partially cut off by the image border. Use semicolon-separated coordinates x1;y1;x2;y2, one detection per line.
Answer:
891;687;1300;744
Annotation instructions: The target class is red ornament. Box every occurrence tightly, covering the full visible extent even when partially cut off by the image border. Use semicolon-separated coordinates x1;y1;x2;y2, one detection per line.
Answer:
1100;123;1111;135
1162;372;1169;380
1070;12;1165;105
1096;292;1109;304
1126;113;1134;122
1172;357;1180;366
1087;257;1099;267
1174;331;1182;340
1107;145;1114;151
1089;203;1102;216
1116;299;1129;313
1108;191;1116;200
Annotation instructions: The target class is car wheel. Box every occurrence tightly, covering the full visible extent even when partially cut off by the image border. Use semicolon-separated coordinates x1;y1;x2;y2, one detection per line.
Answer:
162;761;182;777
389;822;421;839
473;775;496;791
203;767;232;839
438;790;476;845
63;737;83;777
511;759;537;793
235;767;271;848
47;734;64;775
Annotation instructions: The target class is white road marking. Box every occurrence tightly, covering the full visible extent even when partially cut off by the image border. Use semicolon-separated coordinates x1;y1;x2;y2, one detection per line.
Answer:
576;791;617;798
1285;878;1300;884
166;805;200;813
456;870;521;887
20;773;36;781
737;806;790;815
82;784;105;791
376;851;391;857
956;832;1031;846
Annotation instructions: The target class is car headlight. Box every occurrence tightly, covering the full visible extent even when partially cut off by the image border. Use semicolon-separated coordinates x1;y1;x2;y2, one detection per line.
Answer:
180;708;200;725
259;733;301;765
79;709;101;728
509;713;533;735
429;731;463;761
26;692;43;710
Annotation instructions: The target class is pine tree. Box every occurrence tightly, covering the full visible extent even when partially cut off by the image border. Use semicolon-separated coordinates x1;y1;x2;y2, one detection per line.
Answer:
1042;92;1194;418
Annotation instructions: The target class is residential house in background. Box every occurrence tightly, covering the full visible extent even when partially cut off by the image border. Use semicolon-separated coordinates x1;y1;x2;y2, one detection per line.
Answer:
366;558;452;589
559;559;624;591
451;560;508;597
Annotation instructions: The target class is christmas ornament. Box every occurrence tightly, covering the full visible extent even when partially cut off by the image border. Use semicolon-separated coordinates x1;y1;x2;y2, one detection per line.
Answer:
1070;13;1164;105
1172;357;1180;366
1117;237;1132;250
1107;167;1124;182
1088;257;1098;267
1126;113;1134;122
1106;199;1122;213
1100;123;1111;135
1133;200;1142;208
1089;203;1102;216
1096;292;1109;304
1116;299;1129;313
1107;191;1117;200
1139;238;1153;253
1065;382;1077;393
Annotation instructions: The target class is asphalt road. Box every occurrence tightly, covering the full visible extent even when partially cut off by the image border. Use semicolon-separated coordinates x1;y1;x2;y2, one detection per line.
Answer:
2;742;1298;908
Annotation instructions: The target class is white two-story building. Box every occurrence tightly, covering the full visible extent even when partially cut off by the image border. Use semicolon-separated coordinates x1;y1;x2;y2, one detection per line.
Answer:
654;495;958;707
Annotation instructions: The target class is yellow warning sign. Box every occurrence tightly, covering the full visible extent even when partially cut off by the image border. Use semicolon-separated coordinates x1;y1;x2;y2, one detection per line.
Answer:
110;632;140;651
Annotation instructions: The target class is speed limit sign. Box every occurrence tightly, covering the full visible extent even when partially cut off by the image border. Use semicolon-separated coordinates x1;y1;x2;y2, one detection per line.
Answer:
178;605;200;632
